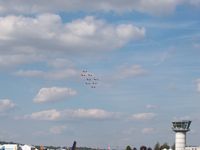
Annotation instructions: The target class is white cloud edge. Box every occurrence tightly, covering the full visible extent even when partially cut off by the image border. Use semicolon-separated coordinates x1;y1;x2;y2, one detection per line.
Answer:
33;87;77;103
0;99;16;112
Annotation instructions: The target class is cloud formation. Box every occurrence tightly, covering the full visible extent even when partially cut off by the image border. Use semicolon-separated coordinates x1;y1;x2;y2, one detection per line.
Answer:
130;112;156;121
0;99;15;112
33;87;77;103
142;128;155;134
49;125;66;134
196;79;200;92
15;68;78;80
115;65;147;79
0;54;43;69
62;109;117;120
146;104;158;109
23;108;118;121
0;0;199;15
26;109;61;121
0;15;145;69
0;14;145;51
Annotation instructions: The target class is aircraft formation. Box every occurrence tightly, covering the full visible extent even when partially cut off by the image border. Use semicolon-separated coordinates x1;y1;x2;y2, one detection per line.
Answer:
81;69;99;88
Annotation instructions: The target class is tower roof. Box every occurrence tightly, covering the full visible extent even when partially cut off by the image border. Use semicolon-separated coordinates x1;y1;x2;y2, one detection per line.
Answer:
172;120;191;132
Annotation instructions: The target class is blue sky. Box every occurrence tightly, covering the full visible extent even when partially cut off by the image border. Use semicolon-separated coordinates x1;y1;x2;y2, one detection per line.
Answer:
0;0;200;149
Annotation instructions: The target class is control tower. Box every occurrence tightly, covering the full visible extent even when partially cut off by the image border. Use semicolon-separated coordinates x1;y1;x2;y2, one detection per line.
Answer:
172;120;192;150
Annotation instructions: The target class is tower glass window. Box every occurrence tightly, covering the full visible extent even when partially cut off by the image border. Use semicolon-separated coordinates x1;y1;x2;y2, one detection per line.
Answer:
172;120;191;132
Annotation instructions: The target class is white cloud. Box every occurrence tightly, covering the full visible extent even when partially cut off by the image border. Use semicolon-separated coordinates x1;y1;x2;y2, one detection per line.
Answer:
47;58;74;69
156;50;174;65
15;68;78;80
49;125;66;134
188;0;200;6
15;70;44;78
146;104;158;109
142;128;155;134
193;43;200;49
62;108;118;120
45;69;78;80
0;14;145;52
0;15;145;69
25;109;61;121
33;87;77;103
0;0;197;15
130;112;156;121
0;54;43;69
116;65;147;79
22;108;118;121
0;99;15;112
196;79;200;92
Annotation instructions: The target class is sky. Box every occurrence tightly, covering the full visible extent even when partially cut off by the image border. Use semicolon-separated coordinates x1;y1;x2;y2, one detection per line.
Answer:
0;0;200;149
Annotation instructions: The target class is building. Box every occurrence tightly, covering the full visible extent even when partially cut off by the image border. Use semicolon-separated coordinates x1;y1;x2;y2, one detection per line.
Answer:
20;145;36;150
172;120;191;150
0;144;18;150
185;146;200;150
172;120;200;150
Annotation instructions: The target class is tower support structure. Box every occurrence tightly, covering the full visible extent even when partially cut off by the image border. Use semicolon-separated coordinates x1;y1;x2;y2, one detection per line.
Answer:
172;120;191;150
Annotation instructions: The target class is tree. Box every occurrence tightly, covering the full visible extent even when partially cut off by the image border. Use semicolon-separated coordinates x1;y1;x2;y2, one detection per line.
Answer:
140;146;147;150
133;147;137;150
160;143;170;150
154;142;160;150
126;145;132;150
171;144;175;150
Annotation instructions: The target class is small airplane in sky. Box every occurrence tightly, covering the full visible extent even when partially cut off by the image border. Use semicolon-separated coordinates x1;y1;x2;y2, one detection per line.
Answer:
85;82;91;85
82;70;87;73
88;73;93;76
80;69;99;88
94;77;99;81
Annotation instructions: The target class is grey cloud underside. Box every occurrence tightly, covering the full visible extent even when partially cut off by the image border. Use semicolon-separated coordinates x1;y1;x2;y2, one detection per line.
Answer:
0;0;199;15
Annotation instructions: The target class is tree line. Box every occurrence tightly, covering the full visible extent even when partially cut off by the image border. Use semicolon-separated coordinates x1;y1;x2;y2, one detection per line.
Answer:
125;142;175;150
